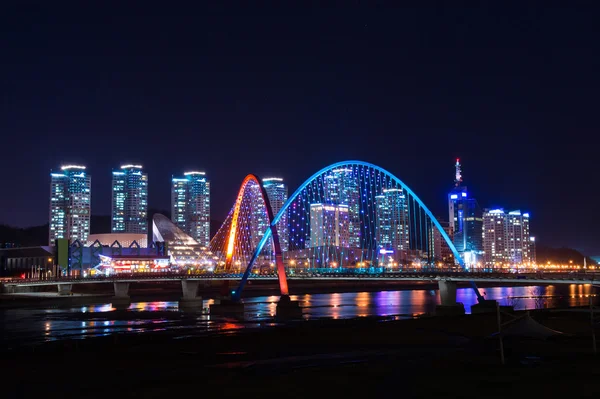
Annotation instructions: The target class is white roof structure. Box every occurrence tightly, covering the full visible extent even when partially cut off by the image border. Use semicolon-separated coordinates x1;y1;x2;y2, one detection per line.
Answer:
152;214;199;246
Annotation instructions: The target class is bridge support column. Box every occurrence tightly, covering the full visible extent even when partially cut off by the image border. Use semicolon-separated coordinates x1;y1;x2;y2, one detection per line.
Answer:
113;282;130;298
57;284;72;296
435;280;465;316
112;282;131;308
179;280;203;311
276;295;302;320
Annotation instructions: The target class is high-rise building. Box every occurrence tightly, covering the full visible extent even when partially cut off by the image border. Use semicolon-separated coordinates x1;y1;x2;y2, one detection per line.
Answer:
248;182;269;251
375;188;410;252
482;209;531;268
262;178;288;251
529;236;537;265
448;159;483;264
49;165;91;245
428;219;453;264
112;165;148;234
309;204;350;248
482;209;507;268
505;210;531;265
323;168;361;248
171;171;210;247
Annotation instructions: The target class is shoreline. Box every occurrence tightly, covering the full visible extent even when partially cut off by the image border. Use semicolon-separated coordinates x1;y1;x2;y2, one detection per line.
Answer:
4;309;600;397
0;280;540;309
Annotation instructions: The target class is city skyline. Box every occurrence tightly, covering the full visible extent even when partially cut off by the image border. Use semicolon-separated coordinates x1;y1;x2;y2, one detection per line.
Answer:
19;158;553;257
2;4;598;255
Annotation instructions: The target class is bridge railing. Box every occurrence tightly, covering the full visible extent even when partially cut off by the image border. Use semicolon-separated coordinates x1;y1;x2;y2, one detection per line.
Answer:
2;269;597;285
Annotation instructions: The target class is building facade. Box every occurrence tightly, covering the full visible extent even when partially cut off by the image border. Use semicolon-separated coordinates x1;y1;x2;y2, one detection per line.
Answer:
482;209;507;267
482;209;531;268
505;210;531;265
323;168;361;248
375;188;410;253
428;219;454;264
448;159;483;265
49;165;91;245
171;171;210;247
112;165;148;234
309;204;350;248
262;178;288;251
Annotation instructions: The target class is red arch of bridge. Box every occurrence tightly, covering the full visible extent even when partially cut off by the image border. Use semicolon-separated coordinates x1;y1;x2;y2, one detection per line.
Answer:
225;174;289;296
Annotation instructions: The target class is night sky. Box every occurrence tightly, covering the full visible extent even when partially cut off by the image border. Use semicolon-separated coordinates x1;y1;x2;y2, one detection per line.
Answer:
1;3;598;254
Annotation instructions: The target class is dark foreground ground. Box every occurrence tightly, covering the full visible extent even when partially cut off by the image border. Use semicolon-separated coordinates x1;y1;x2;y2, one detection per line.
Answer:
3;309;600;398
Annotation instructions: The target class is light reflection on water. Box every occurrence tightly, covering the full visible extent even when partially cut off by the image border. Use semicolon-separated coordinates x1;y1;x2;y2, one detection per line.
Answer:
1;285;594;346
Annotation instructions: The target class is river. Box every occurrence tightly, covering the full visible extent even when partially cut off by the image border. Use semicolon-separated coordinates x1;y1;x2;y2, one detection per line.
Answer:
1;284;594;349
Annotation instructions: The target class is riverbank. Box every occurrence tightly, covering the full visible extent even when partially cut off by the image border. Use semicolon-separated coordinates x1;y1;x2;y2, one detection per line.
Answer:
0;279;534;309
3;310;600;398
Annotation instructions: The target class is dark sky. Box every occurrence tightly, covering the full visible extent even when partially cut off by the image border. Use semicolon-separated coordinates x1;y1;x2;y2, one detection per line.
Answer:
1;3;598;254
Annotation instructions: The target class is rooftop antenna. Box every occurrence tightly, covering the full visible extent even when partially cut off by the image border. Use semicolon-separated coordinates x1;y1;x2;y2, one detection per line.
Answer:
455;158;462;187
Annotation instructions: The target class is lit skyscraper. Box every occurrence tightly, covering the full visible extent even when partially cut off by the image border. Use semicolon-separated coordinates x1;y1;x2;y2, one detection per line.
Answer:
309;204;350;248
112;165;148;234
171;171;210;247
505;210;531;265
375;188;410;252
248;182;269;250
323;168;360;248
482;209;531;267
262;178;288;251
49;165;91;245
448;159;483;264
482;209;506;268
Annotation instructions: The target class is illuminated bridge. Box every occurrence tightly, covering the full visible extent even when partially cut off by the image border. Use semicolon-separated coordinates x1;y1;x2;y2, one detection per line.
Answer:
205;161;483;304
3;161;576;314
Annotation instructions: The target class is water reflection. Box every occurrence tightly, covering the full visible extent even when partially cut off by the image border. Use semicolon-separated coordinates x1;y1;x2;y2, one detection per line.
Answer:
1;285;595;347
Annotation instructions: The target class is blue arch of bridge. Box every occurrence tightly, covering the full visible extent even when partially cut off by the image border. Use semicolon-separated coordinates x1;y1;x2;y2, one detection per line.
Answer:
232;160;483;302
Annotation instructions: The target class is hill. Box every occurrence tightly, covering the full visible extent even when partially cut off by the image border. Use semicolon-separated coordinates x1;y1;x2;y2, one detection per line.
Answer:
535;245;597;266
0;209;223;247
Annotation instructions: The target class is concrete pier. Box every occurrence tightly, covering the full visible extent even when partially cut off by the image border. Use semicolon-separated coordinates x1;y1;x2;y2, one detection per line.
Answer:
210;298;245;315
57;284;72;296
113;282;130;298
181;280;201;300
276;295;302;320
112;282;131;307
179;280;203;311
435;280;465;316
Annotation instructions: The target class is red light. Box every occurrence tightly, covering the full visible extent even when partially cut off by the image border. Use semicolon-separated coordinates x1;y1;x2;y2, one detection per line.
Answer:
21;273;25;279
456;158;460;162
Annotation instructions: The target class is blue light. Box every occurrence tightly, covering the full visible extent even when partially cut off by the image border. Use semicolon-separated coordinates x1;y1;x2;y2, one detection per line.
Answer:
523;213;530;218
450;194;458;199
461;192;467;197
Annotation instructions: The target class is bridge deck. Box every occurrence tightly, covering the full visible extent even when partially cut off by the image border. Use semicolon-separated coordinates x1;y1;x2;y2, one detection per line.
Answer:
2;273;598;287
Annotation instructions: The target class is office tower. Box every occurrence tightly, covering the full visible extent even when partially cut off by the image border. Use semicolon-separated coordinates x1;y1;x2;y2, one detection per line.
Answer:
309;204;350;248
505;210;531;265
112;165;148;234
375;188;410;252
482;209;507;268
323;168;361;248
49;165;91;245
171;171;210;247
447;159;483;264
262;178;288;251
